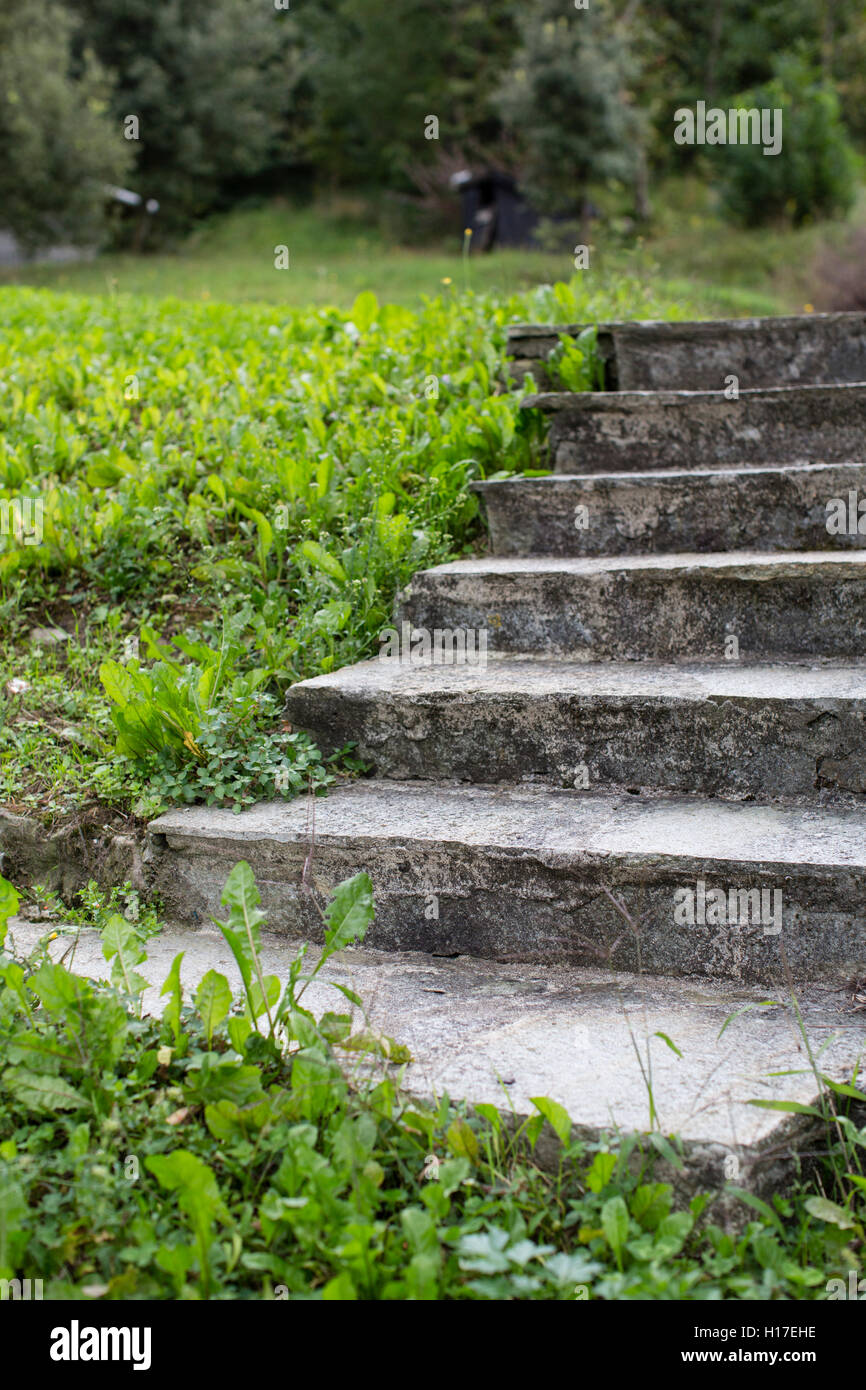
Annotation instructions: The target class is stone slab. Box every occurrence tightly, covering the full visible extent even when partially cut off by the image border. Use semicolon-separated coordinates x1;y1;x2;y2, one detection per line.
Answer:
507;313;866;391
284;655;866;801
520;384;866;473
396;551;866;661
145;782;866;982
10;914;864;1198
472;463;866;557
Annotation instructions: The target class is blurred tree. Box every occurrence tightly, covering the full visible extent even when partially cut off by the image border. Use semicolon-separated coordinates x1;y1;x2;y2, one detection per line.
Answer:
720;54;857;226
69;0;299;235
633;0;863;168
0;0;130;252
298;0;521;190
494;0;644;218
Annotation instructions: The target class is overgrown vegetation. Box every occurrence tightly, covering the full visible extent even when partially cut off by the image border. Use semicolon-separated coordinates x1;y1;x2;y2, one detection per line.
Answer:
5;0;866;250
0;272;698;823
1;866;863;1301
721;54;858;227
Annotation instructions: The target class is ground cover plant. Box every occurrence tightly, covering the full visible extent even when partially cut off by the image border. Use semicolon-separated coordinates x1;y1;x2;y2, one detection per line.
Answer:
1;866;864;1301
1;267;702;825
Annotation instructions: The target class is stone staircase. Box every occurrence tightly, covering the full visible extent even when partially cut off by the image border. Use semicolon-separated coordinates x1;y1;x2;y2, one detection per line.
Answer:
147;312;866;1187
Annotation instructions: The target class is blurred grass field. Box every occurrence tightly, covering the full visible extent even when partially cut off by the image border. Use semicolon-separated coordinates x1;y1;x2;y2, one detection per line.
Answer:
1;179;861;317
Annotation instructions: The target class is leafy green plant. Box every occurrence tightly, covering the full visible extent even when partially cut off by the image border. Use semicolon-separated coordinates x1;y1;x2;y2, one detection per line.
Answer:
98;625;333;810
29;878;163;941
1;864;864;1300
547;327;604;392
1;271;701;823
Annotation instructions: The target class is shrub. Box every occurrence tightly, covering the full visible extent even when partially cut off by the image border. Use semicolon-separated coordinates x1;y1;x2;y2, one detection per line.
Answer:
720;55;858;227
0;0;130;252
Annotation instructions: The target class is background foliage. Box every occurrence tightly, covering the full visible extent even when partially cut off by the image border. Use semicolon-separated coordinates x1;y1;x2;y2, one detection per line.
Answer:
3;0;866;249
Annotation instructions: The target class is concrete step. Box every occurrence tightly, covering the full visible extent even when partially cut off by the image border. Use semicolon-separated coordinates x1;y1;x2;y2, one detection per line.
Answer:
145;781;866;984
396;551;866;662
284;656;866;802
521;383;866;473
507;312;866;392
472;464;866;558
10;912;865;1196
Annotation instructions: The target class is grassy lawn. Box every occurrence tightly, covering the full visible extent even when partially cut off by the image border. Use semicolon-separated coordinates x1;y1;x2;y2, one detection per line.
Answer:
2;187;859;314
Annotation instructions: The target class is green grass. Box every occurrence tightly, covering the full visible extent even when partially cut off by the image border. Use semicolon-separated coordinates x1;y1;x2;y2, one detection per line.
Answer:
0;269;705;823
3;189;859;314
0;204;578;309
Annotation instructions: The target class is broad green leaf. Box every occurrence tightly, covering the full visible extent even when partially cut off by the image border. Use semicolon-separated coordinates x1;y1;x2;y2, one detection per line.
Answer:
299;540;347;583
0;876;19;949
160;952;185;1045
2;1067;83;1113
0;1170;27;1274
804;1196;857;1229
530;1095;572;1144
228;1016;252;1054
195;970;232;1045
247;974;280;1022
102;914;149;999
446;1118;480;1164
322;1271;357;1300
145;1150;229;1235
318;1011;352;1044
350;291;379;332
473;1103;502;1135
30;960;81;1016
311;599;351;634
585;1151;616;1193
98;659;133;709
323;871;374;952
601;1195;629;1268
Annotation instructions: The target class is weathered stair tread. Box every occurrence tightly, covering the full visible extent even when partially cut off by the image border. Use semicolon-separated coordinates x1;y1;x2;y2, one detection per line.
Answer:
9;914;865;1174
405;549;866;579
523;382;866;412
288;653;866;701
472;463;866;557
284;655;866;798
507;311;866;393
397;551;866;660
146;784;866;981
150;781;866;865
518;382;866;472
